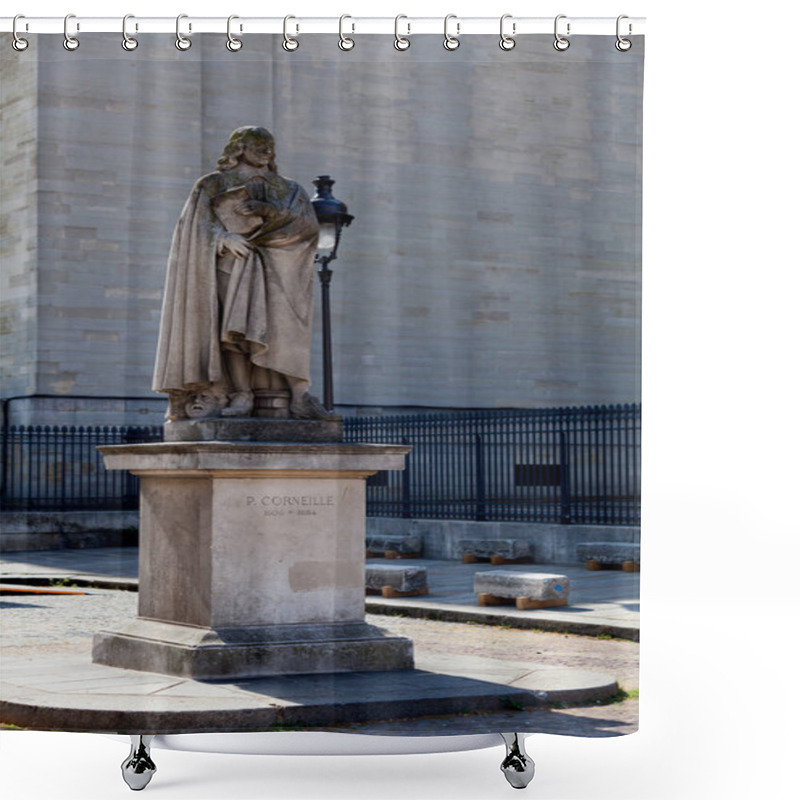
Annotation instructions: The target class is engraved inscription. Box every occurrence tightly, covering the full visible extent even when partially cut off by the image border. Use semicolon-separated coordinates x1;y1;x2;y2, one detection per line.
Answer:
245;494;336;518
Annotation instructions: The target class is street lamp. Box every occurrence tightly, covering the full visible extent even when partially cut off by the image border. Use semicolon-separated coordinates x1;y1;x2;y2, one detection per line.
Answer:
310;175;354;412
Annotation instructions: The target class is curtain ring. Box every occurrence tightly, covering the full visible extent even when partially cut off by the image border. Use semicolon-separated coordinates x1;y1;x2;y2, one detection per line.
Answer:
63;14;79;51
394;15;410;51
122;14;138;51
443;14;460;51
227;15;243;51
339;14;355;51
282;15;299;51
12;15;29;51
175;14;191;50
615;14;632;51
553;14;570;51
499;14;515;51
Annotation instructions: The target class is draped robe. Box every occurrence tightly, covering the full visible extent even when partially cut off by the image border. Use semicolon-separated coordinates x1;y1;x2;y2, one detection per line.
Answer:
152;170;319;397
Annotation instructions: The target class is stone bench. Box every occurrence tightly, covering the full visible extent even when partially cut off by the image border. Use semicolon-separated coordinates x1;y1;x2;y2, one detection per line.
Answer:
365;535;423;559
474;570;570;611
576;542;640;572
365;564;429;598
458;539;532;565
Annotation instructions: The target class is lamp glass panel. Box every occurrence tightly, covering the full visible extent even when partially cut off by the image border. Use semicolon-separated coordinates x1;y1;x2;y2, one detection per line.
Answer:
317;222;337;252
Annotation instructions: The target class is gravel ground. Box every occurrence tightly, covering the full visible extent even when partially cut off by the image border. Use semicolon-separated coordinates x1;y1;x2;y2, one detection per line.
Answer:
338;614;639;737
1;589;638;737
1;587;138;647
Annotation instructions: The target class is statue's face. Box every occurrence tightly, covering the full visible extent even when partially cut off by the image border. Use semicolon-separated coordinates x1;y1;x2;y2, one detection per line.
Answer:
240;139;274;169
184;391;224;419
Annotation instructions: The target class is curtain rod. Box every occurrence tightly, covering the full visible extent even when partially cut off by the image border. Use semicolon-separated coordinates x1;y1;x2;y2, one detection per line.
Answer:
1;16;645;37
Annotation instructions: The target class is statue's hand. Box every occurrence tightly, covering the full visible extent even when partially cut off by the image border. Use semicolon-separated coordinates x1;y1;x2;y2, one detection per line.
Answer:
221;233;253;259
235;200;270;216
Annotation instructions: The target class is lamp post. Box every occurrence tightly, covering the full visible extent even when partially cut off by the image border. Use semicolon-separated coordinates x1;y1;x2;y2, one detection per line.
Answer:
310;175;354;412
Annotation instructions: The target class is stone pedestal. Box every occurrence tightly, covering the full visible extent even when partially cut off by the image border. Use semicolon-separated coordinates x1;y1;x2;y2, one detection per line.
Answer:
92;442;414;680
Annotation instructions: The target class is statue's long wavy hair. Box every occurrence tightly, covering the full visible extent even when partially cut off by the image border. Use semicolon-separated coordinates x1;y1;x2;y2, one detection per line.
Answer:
217;126;277;172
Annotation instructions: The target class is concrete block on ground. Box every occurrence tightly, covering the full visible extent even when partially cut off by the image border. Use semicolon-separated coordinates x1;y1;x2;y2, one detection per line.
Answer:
474;570;570;610
365;564;428;598
576;542;640;568
366;534;423;558
458;538;531;564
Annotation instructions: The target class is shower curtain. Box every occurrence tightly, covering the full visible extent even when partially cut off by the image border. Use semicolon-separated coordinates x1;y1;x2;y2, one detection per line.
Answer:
0;24;642;787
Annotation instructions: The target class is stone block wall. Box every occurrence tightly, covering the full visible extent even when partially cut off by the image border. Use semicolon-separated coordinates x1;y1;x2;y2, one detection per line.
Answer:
1;34;641;422
0;49;38;399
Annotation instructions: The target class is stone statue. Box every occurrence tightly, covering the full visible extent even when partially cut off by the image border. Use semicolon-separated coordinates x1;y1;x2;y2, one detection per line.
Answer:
153;126;330;421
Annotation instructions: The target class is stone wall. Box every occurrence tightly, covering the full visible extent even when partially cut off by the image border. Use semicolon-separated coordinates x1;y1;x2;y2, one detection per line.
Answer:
367;516;641;565
1;34;642;422
0;510;140;552
0;48;38;399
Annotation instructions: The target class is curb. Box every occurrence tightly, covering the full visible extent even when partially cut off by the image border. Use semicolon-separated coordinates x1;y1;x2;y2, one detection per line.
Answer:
367;600;639;641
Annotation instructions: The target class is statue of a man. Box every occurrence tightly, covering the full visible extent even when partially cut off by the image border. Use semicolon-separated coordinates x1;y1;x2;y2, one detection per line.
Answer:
152;126;330;421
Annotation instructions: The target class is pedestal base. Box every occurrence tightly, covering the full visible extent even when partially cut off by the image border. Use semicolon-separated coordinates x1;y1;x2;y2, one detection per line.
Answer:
93;619;414;680
94;442;413;680
164;417;343;443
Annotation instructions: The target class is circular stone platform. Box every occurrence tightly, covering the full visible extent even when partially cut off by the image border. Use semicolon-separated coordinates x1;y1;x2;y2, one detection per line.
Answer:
0;649;618;734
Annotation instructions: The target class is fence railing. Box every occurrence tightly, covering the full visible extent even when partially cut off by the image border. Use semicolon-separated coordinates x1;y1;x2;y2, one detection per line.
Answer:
0;425;162;511
0;405;640;525
344;405;640;526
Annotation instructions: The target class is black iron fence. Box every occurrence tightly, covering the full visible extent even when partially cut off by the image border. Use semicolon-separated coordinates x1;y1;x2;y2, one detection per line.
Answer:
344;405;640;525
0;405;640;525
0;425;162;511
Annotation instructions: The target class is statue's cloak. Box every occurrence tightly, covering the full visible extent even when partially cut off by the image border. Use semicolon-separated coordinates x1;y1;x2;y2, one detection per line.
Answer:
152;171;319;395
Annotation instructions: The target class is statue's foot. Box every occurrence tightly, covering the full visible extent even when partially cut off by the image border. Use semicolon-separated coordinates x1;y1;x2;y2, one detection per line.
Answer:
289;393;337;420
165;392;190;422
221;391;254;417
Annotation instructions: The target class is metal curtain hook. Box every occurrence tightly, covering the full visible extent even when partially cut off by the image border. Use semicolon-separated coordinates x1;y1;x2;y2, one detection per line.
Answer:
553;14;570;51
615;14;632;51
499;14;516;51
227;15;243;51
122;14;138;51
283;15;299;51
394;14;410;51
12;14;29;51
443;14;460;51
339;14;355;51
63;14;79;51
175;14;191;50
